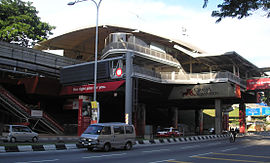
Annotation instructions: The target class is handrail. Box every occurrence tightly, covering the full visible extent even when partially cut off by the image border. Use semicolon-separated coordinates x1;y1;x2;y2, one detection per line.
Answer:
0;86;31;114
0;85;64;133
133;65;246;87
102;42;179;64
43;113;64;132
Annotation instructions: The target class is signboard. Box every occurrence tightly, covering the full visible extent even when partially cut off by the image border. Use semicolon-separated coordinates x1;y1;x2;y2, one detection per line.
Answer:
246;108;260;116
169;83;239;100
262;107;270;115
60;80;125;95
31;110;43;118
247;78;270;90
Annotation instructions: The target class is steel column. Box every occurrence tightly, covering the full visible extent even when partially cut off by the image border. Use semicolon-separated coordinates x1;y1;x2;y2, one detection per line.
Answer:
125;52;133;124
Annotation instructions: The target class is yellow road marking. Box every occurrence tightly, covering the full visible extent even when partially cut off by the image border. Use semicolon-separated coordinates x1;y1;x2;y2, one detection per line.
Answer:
212;153;270;159
192;156;270;163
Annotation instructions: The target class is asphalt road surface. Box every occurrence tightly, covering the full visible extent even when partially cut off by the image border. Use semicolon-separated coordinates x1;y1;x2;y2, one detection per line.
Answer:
1;135;270;163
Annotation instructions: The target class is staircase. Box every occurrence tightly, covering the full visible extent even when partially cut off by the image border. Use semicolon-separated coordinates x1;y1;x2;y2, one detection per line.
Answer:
0;85;64;134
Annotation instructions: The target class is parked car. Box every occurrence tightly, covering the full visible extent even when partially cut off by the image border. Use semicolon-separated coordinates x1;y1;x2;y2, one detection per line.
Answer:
78;122;136;152
209;128;215;134
1;125;39;143
156;127;182;137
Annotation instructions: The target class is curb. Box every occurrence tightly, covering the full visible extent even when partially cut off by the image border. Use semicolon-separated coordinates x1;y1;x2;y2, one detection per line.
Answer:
0;134;229;153
136;134;229;145
0;143;79;153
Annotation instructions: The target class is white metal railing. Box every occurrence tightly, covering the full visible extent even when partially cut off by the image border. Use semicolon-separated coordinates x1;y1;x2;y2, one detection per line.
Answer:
133;65;246;87
102;42;179;64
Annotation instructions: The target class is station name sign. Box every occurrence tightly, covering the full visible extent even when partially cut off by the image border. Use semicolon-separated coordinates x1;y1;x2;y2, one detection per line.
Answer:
247;78;270;90
60;80;125;95
169;83;240;100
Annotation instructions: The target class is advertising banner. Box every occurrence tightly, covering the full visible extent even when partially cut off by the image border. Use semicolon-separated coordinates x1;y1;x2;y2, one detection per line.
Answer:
60;80;125;95
169;83;239;100
247;78;270;90
77;96;91;136
246;108;261;116
262;107;270;115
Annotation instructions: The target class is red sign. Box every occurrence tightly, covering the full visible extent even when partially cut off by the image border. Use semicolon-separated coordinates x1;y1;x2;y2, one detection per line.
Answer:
247;78;270;90
116;68;123;77
60;80;125;95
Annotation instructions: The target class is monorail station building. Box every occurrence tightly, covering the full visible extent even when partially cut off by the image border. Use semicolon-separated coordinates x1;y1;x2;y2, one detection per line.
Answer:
0;25;264;136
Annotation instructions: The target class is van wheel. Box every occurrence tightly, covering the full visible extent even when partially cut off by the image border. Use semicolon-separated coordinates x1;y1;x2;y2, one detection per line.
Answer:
125;142;132;150
32;137;38;143
10;137;16;143
103;143;111;152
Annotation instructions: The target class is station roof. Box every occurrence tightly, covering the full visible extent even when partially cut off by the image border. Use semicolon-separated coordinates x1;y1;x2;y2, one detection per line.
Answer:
191;51;263;77
34;25;263;78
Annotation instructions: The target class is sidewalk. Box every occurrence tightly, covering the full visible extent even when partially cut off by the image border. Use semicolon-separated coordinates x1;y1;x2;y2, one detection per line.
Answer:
0;134;230;153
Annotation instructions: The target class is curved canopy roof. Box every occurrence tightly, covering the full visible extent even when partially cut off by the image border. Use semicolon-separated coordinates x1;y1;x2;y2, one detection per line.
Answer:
35;25;263;78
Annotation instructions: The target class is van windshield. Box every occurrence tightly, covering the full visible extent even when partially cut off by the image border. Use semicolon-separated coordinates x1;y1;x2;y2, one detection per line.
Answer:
83;125;103;135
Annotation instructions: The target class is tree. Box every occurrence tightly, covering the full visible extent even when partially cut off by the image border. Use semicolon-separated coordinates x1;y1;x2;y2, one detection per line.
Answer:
203;0;270;23
0;0;55;47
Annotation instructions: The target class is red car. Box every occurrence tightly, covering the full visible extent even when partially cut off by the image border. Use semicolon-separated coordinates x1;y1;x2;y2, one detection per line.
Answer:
156;128;182;137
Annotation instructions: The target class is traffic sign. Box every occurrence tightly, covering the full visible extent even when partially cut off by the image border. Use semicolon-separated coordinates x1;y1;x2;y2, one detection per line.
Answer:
115;68;123;77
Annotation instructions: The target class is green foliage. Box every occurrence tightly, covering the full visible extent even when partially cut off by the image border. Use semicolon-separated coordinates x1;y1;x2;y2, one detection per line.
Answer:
0;0;55;47
203;0;270;23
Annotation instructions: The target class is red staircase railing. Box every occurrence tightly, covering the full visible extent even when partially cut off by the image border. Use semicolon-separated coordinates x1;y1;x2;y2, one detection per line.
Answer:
0;85;64;133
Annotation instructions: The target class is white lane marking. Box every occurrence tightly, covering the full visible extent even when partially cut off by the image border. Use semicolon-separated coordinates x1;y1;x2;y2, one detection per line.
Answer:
82;153;127;159
142;149;170;153
15;159;59;163
148;159;176;163
181;145;200;149
221;147;238;152
190;152;213;157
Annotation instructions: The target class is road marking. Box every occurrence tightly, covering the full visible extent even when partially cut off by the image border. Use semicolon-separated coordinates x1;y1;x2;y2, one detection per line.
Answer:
192;156;267;163
148;159;175;163
221;147;238;152
82;153;127;159
189;152;213;157
15;159;59;163
213;152;270;159
143;149;170;153
181;145;200;149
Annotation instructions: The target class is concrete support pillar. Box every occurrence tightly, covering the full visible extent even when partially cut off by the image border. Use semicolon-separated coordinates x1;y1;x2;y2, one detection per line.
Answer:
215;99;222;134
171;107;178;129
125;52;133;125
233;65;236;75
239;102;246;133
195;109;203;134
135;104;146;138
189;61;192;73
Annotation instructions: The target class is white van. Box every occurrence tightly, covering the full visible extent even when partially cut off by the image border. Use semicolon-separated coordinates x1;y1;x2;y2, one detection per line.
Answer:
78;122;136;152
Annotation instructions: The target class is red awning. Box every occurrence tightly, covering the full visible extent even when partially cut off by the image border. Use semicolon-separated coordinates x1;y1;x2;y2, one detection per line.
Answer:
60;80;125;95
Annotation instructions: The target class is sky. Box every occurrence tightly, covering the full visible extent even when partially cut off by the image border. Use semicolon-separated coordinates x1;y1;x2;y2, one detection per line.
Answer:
27;0;270;69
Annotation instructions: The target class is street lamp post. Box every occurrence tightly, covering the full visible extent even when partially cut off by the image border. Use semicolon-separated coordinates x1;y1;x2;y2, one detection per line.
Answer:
68;0;102;102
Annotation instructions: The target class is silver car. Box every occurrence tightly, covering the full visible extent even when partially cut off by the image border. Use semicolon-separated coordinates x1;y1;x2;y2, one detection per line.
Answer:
1;125;39;143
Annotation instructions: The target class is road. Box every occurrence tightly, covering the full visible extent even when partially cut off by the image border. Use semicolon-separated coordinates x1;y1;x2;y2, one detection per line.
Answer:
0;135;270;163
